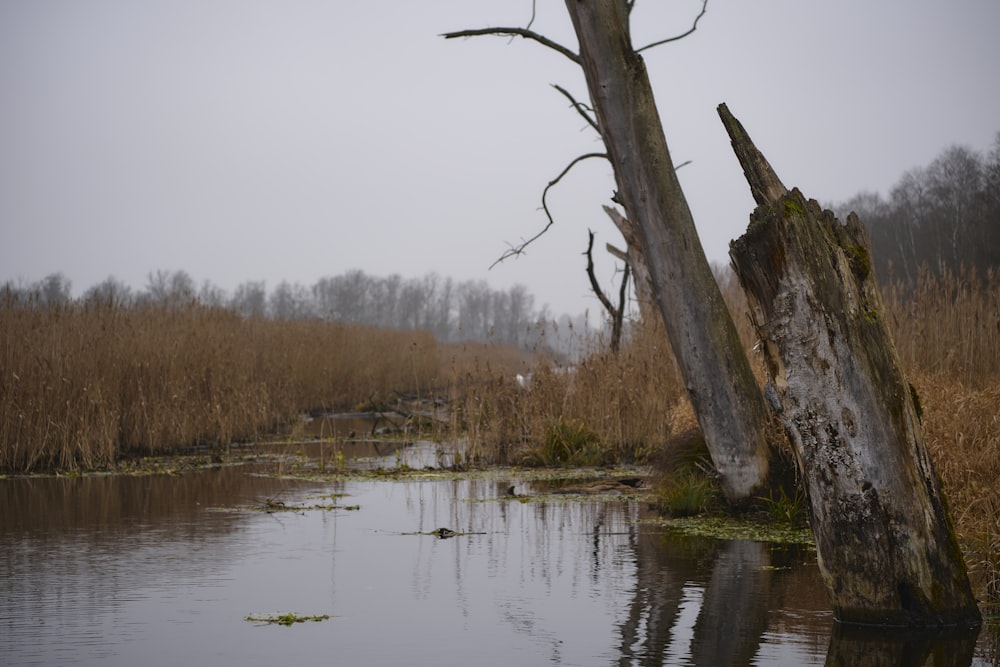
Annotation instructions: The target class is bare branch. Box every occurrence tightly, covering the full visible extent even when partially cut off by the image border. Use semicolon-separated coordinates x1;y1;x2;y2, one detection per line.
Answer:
616;262;631;335
635;0;708;53
585;230;617;317
441;27;580;65
490;152;608;268
552;84;600;135
585;229;630;352
606;242;628;263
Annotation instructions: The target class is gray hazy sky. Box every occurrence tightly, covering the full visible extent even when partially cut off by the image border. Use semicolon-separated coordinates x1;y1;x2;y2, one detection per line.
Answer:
3;0;998;317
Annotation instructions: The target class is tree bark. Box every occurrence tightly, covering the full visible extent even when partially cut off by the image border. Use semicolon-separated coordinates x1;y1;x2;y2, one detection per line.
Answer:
564;1;772;501
722;104;981;627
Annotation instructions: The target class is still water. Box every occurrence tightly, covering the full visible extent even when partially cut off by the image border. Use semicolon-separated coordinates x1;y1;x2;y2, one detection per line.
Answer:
1;441;993;666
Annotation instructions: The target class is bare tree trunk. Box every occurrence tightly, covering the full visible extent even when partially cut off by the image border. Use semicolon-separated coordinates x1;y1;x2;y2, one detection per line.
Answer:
565;1;771;501
721;104;981;627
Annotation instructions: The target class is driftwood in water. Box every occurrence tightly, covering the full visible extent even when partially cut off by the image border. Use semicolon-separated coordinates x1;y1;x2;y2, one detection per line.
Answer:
720;103;980;627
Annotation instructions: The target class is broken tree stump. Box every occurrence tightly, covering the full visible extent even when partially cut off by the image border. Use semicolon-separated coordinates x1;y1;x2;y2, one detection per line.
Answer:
720;103;981;627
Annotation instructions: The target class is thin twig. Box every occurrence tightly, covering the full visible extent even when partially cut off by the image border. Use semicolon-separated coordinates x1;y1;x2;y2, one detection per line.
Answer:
552;84;600;135
490;152;609;268
635;0;708;53
441;27;580;65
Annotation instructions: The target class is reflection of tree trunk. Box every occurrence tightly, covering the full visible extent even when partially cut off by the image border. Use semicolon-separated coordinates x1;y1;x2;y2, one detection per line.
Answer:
722;104;981;627
689;540;772;665
617;531;716;665
618;525;837;663
825;623;978;667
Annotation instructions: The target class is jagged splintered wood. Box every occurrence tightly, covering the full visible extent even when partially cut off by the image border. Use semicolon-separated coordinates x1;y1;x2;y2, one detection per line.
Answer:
721;103;981;627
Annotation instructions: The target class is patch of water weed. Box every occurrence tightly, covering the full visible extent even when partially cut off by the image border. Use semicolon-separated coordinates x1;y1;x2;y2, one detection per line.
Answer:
245;612;331;627
543;477;646;497
274;464;646;485
655;471;722;517
651;515;815;546
230;492;360;514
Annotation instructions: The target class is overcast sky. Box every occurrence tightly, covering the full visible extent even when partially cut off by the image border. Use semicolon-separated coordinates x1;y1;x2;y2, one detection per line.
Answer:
3;0;998;317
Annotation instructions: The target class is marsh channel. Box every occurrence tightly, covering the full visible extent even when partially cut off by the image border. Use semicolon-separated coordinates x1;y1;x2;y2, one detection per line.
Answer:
1;415;994;666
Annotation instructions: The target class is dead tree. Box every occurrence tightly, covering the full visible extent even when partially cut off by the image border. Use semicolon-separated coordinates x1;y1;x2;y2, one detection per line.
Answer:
721;104;981;627
563;2;772;500
445;1;774;502
584;230;629;352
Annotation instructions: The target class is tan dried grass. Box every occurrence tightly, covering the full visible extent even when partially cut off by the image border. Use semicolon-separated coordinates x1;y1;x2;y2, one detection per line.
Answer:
0;299;458;471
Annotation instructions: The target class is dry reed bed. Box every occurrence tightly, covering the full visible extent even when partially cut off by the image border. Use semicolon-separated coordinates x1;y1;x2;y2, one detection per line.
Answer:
456;318;685;465
881;269;1000;602
917;376;1000;604
0;300;447;471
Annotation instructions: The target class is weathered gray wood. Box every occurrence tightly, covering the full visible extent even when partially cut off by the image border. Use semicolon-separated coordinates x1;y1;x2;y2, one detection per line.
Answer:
603;205;657;323
565;1;772;501
723;104;981;626
718;104;787;207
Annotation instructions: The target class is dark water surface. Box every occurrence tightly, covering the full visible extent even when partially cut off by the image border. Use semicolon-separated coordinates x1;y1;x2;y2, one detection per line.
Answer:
1;442;993;666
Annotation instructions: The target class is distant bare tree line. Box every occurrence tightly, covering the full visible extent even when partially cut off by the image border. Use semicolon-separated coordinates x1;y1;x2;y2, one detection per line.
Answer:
12;135;994;348
2;268;591;354
835;132;1000;285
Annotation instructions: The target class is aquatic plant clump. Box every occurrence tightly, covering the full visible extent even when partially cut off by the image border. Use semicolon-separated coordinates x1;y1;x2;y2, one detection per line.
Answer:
244;612;331;627
533;418;607;466
655;471;721;518
651;516;815;546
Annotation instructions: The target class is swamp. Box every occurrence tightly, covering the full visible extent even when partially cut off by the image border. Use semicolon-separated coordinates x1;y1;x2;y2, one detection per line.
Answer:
2;269;999;665
1;433;997;666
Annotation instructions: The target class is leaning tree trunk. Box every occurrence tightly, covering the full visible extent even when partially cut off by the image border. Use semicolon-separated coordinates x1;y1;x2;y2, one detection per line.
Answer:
721;104;981;627
565;1;772;502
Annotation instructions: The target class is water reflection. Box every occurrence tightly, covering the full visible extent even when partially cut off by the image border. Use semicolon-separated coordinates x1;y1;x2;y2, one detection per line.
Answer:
616;528;831;665
826;623;980;667
0;453;993;666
